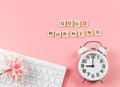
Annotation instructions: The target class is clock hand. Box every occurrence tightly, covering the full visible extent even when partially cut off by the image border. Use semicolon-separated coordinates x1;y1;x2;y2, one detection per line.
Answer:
86;65;94;67
86;65;92;67
92;58;95;67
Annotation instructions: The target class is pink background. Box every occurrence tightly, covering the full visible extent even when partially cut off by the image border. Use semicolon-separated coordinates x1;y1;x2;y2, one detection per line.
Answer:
0;0;120;87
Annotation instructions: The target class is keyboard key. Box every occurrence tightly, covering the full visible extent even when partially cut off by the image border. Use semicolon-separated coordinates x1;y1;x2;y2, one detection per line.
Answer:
55;78;61;85
43;75;48;81
48;70;53;76
23;76;30;83
24;83;31;87
30;79;36;84
36;81;42;86
49;77;55;83
36;73;42;79
41;68;47;74
30;71;36;77
54;71;63;78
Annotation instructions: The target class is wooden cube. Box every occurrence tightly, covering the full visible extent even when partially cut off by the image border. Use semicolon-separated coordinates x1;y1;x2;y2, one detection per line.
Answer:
81;20;89;27
67;20;73;27
71;31;77;37
55;31;61;38
62;31;68;38
59;20;66;27
48;30;54;37
74;20;80;28
94;29;102;36
78;31;84;38
86;30;93;36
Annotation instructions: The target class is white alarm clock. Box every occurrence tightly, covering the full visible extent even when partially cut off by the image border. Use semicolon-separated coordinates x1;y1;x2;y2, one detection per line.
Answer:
78;41;108;82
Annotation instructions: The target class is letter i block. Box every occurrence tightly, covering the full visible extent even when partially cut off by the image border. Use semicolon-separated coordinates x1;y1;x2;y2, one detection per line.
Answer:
81;20;89;27
67;20;73;27
59;20;66;27
48;30;54;37
94;29;102;36
55;31;61;38
86;30;93;36
71;31;77;37
74;20;80;28
62;31;68;38
78;31;85;38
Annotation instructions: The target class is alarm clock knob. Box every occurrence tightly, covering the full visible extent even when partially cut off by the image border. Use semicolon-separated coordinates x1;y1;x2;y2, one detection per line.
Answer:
78;47;88;55
97;47;107;56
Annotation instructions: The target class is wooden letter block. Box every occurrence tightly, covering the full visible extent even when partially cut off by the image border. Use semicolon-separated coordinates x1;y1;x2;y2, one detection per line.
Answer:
86;30;93;36
55;31;61;38
94;29;102;36
62;31;68;38
71;31;77;37
81;20;89;27
78;31;84;38
48;30;54;37
60;20;66;27
67;20;73;27
74;20;80;28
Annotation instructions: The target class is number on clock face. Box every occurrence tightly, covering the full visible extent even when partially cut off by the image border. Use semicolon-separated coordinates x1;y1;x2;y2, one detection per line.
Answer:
78;51;108;81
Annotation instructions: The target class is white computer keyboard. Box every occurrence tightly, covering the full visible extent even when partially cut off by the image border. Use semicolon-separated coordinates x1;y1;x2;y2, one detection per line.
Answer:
0;49;66;87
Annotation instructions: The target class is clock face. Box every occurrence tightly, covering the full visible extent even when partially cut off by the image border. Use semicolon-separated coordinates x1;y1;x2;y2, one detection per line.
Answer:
78;51;108;81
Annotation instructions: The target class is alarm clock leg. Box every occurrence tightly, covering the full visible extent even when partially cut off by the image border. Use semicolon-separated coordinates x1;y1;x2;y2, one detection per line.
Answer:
99;79;103;83
82;78;87;83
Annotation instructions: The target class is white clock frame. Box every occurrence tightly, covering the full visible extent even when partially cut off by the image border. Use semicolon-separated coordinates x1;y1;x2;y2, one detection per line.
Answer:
78;51;108;81
77;41;109;82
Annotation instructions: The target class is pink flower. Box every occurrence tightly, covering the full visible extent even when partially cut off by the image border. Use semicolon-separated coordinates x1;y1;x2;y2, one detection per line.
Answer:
1;53;26;83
